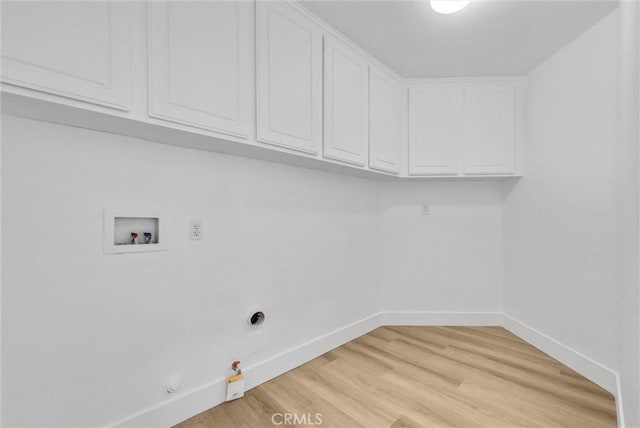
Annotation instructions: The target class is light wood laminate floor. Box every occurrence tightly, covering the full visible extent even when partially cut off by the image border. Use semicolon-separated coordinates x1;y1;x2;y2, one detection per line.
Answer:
177;326;617;428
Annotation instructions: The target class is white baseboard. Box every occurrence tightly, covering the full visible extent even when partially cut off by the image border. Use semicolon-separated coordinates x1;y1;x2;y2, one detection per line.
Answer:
112;311;624;428
112;312;382;427
501;313;624;427
111;376;227;428
243;312;381;390
615;372;626;428
501;313;618;394
381;311;503;326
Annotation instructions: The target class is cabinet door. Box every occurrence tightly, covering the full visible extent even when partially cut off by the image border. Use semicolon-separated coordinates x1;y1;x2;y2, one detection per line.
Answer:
369;67;403;174
463;83;516;175
1;1;131;110
148;2;252;138
256;3;323;154
409;85;462;176
324;38;369;166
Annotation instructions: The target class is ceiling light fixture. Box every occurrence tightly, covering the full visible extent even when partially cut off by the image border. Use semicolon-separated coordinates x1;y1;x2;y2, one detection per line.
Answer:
430;0;470;14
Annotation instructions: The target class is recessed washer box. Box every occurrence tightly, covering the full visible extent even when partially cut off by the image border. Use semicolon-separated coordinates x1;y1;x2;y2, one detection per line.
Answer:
103;209;168;254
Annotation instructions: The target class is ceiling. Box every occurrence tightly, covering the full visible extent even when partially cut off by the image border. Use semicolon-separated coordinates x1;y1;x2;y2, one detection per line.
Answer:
301;0;617;78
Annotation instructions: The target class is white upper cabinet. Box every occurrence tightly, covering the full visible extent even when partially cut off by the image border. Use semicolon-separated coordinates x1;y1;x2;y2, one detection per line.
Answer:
369;67;404;174
323;37;369;166
463;83;517;175
1;1;132;110
0;0;523;180
409;84;462;176
256;3;323;155
408;80;521;176
148;1;252;138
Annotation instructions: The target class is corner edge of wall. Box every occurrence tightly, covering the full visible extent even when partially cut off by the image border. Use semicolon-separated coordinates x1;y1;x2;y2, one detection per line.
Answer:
501;313;623;427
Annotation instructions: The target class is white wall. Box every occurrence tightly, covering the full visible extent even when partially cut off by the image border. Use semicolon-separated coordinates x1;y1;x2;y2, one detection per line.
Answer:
1;9;631;427
503;8;619;373
0;115;382;427
0;115;505;427
379;181;503;313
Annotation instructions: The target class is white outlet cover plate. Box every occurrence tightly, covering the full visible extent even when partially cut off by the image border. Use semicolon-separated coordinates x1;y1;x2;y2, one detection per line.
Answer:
189;219;203;240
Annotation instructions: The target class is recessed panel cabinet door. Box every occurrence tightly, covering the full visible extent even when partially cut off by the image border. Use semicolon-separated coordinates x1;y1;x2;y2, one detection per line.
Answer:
256;3;323;154
463;83;516;175
409;85;462;175
1;1;131;110
369;67;403;174
148;2;252;138
324;38;369;166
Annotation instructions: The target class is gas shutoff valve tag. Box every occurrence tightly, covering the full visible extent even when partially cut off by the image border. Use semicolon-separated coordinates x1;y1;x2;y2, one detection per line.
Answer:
226;360;244;401
225;373;245;401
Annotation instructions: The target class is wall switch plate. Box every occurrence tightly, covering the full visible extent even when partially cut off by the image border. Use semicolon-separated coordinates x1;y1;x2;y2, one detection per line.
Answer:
421;204;430;216
189;219;203;240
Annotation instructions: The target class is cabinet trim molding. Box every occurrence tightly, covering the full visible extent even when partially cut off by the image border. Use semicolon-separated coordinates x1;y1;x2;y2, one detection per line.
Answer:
256;2;323;155
408;84;463;176
462;82;517;175
323;37;369;166
368;66;403;174
1;1;132;111
147;1;252;139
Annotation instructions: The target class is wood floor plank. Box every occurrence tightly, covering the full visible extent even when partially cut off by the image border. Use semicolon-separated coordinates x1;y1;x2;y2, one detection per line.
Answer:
289;362;395;426
176;327;617;428
443;345;616;416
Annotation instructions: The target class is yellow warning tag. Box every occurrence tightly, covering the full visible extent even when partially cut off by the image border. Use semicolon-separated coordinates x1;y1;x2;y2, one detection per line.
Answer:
226;373;244;384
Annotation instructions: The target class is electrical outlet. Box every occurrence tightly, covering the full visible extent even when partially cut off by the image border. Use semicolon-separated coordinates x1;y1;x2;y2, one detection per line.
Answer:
189;219;203;240
421;203;430;216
